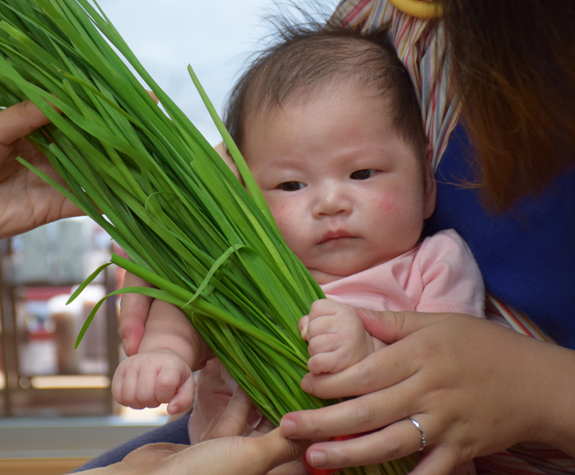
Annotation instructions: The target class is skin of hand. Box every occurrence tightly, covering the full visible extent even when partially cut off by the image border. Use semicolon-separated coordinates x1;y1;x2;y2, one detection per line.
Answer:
299;299;380;374
85;387;309;475
0;94;163;240
200;386;309;475
280;310;575;475
111;349;194;415
0;100;82;239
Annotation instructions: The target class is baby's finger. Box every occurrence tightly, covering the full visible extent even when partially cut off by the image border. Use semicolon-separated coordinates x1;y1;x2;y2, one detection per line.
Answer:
153;365;181;405
120;366;144;409
167;374;195;415
308;352;338;374
307;316;337;340
308;299;340;320
136;368;162;408
307;334;340;356
111;369;125;405
299;315;309;340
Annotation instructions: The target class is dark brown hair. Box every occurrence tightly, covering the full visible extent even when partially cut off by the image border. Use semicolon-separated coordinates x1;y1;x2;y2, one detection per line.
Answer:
440;0;575;211
223;20;426;160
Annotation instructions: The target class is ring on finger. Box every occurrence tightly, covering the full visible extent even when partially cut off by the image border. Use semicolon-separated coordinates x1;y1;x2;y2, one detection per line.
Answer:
407;417;426;451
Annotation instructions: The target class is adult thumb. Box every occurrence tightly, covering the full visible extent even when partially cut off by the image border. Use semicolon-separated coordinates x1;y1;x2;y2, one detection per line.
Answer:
251;429;310;473
357;308;458;343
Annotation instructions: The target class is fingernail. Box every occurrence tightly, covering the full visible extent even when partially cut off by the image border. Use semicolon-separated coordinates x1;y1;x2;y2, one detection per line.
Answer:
280;418;297;437
358;308;379;321
310;450;327;467
122;338;129;353
301;376;312;393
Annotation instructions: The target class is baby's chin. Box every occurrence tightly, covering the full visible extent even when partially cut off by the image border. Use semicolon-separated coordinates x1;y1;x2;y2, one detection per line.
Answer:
307;257;391;285
308;266;366;285
308;268;346;285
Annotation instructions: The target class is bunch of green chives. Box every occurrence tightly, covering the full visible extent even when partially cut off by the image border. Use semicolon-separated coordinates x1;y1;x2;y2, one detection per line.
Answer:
0;1;417;474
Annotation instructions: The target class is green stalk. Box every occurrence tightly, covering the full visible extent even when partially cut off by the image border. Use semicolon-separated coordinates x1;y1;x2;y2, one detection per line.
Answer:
0;2;417;473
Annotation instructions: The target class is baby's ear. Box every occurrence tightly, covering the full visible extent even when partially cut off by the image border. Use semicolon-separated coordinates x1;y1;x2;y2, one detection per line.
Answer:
214;141;241;180
422;144;437;219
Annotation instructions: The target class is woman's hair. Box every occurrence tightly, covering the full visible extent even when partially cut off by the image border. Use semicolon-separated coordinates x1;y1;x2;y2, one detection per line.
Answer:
440;0;575;211
224;20;426;160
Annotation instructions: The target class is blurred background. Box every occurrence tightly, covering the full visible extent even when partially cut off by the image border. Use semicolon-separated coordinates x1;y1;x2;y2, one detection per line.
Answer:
0;0;336;473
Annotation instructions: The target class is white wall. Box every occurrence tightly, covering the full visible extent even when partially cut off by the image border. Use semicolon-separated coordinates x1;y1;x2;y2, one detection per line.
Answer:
96;0;338;145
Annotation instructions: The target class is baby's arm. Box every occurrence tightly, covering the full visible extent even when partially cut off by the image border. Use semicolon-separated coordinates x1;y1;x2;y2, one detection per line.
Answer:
112;299;201;414
299;299;385;375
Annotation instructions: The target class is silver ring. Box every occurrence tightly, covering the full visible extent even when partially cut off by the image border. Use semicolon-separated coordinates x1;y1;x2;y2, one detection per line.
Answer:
407;417;426;451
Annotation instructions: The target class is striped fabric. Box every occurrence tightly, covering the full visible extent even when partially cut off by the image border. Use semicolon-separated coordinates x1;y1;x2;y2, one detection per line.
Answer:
330;1;574;474
330;0;458;172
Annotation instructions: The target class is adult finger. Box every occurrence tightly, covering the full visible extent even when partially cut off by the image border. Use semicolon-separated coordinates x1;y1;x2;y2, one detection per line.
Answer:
302;418;426;470
119;272;153;356
410;447;460;475
357;309;460;344
184;429;309;475
249;429;310;474
268;459;309;475
280;377;420;441
146;90;159;104
120;442;188;469
300;339;421;400
203;386;254;440
0;100;51;147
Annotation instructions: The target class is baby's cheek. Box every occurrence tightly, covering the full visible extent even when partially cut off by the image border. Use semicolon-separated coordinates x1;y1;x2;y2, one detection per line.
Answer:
269;201;298;233
375;193;398;214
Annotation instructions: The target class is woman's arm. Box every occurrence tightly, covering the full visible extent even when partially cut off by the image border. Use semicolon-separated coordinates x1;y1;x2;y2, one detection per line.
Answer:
280;310;575;475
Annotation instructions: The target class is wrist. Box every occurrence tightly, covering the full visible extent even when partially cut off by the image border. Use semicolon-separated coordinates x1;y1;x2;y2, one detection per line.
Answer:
536;344;575;455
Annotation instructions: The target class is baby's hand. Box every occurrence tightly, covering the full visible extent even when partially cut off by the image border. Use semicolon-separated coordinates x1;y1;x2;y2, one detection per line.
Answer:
112;349;194;415
299;299;375;375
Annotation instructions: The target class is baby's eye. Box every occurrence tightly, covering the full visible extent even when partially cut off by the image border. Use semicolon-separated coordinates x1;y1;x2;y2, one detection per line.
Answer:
350;169;376;180
278;181;306;191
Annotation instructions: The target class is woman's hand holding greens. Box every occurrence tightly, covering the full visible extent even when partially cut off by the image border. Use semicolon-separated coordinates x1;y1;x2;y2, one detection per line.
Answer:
0;100;82;238
280;311;575;475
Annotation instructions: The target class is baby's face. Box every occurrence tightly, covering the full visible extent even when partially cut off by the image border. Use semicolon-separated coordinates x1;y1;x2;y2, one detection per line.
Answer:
242;85;436;284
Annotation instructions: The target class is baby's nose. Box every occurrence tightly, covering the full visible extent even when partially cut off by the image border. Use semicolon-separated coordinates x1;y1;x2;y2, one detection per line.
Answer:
313;186;352;217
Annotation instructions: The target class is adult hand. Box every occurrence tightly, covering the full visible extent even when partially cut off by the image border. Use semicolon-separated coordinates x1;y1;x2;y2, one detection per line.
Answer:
0;100;82;239
200;386;308;475
280;311;575;475
85;387;308;475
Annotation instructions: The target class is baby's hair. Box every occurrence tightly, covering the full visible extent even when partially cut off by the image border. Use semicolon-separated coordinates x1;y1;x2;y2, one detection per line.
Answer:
224;18;426;159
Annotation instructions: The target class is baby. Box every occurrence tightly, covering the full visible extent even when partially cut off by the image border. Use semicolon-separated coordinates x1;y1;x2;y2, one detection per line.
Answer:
112;23;484;449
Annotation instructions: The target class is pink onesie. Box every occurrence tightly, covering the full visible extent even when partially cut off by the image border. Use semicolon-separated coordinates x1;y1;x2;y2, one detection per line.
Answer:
188;229;484;443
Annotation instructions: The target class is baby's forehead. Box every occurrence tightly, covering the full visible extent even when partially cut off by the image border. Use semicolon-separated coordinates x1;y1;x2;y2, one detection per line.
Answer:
246;77;392;125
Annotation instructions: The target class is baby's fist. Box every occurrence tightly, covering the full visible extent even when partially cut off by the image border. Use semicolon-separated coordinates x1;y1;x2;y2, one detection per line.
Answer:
112;349;195;415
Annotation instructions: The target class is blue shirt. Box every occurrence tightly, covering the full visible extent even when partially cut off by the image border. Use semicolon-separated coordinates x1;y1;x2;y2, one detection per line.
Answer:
424;123;575;348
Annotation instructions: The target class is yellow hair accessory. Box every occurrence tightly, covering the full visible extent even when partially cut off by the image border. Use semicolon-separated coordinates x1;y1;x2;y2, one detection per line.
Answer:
387;0;442;18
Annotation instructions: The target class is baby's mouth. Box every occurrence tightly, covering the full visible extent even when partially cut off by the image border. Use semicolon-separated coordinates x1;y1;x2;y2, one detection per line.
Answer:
318;230;355;244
